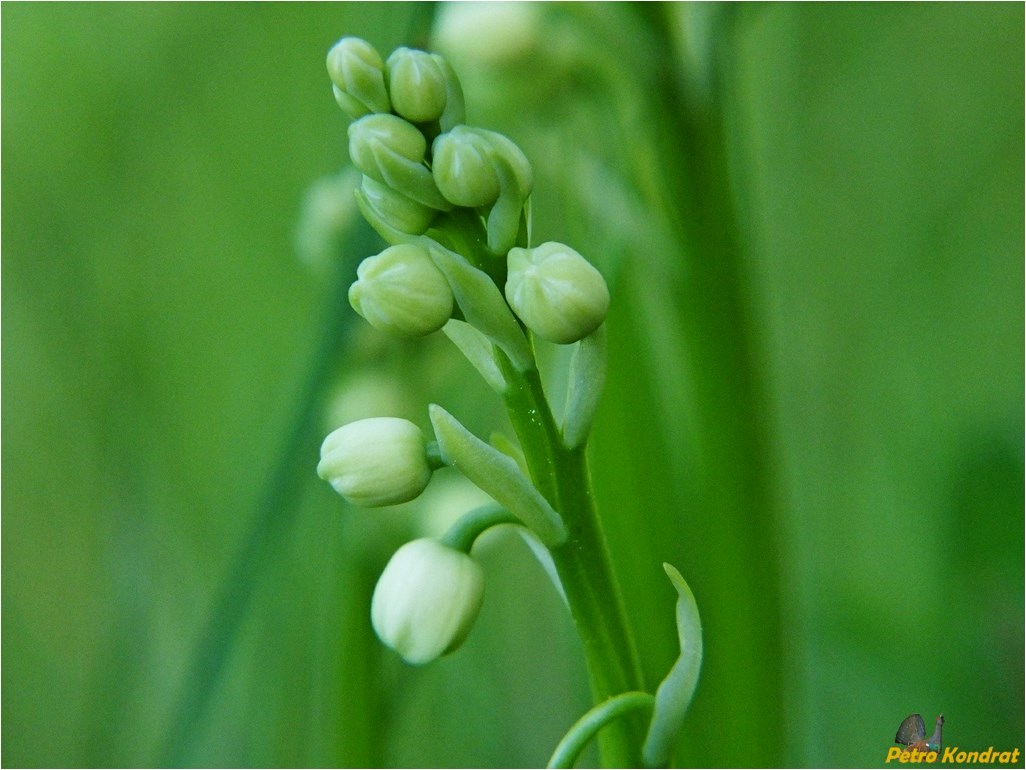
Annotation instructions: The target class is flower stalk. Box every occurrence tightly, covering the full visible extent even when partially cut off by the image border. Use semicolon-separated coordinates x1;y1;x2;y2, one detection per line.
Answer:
496;353;647;766
310;32;703;768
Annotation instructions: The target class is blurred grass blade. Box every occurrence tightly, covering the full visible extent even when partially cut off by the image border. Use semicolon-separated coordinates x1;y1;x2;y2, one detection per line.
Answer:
161;224;378;765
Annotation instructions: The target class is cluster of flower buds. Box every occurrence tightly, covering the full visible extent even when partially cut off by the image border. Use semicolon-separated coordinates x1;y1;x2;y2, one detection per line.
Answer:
317;36;612;665
312;34;701;764
316;417;481;664
326;35;609;348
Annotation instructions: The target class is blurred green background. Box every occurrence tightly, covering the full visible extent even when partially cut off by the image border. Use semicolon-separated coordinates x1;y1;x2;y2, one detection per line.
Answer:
3;3;1022;768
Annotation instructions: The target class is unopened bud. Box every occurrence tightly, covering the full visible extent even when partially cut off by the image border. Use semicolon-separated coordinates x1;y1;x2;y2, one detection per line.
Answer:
371;538;485;664
326;37;391;118
317;417;433;507
432;126;532;253
386;47;448;123
348;114;450;210
505;241;609;344
349;244;454;336
358;176;437;235
431;127;501;208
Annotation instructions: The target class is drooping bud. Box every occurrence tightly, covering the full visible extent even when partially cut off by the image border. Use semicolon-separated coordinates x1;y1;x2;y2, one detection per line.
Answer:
386;47;448;124
505;241;610;344
349;243;454;336
357;176;437;236
317;417;433;507
326;37;391;118
348;114;451;211
371;538;485;664
432;126;533;253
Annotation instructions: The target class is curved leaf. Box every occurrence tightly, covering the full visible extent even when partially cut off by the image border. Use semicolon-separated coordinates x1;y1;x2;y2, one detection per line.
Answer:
642;563;703;768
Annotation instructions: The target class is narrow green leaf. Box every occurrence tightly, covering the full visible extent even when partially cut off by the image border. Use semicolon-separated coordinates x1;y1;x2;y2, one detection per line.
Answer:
442;319;507;393
517;528;567;605
485;151;528;255
562;324;607;449
429;404;566;546
642;563;703;768
427;242;534;370
489;431;528;475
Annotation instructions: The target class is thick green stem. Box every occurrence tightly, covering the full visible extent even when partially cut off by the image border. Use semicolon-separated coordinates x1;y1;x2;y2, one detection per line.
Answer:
499;355;646;767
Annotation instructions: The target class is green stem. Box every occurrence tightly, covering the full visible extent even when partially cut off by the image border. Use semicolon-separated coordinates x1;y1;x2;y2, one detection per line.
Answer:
498;354;646;767
439;503;520;553
548;691;655;769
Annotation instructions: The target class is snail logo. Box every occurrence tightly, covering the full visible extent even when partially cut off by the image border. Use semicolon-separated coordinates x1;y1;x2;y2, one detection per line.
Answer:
884;713;1022;765
895;713;945;754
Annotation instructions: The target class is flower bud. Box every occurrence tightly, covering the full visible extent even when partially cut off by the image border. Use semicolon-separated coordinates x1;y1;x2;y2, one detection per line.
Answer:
294;167;362;270
349;244;454;336
371;538;485;664
358;176;437;235
348;114;450;211
348;113;426;176
505;241;610;344
432;126;533;253
431;127;501;207
434;2;543;69
386;47;448;124
317;417;432;507
326;37;391;118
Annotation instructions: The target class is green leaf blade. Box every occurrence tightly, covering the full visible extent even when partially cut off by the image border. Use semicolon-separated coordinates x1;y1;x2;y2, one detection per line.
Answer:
429;404;566;546
642;563;703;768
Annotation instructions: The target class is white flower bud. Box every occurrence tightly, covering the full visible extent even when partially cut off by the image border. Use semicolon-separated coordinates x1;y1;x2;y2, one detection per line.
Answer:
317;417;432;507
348;113;427;177
433;3;543;68
505;241;610;344
348;244;454;336
371;538;485;664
